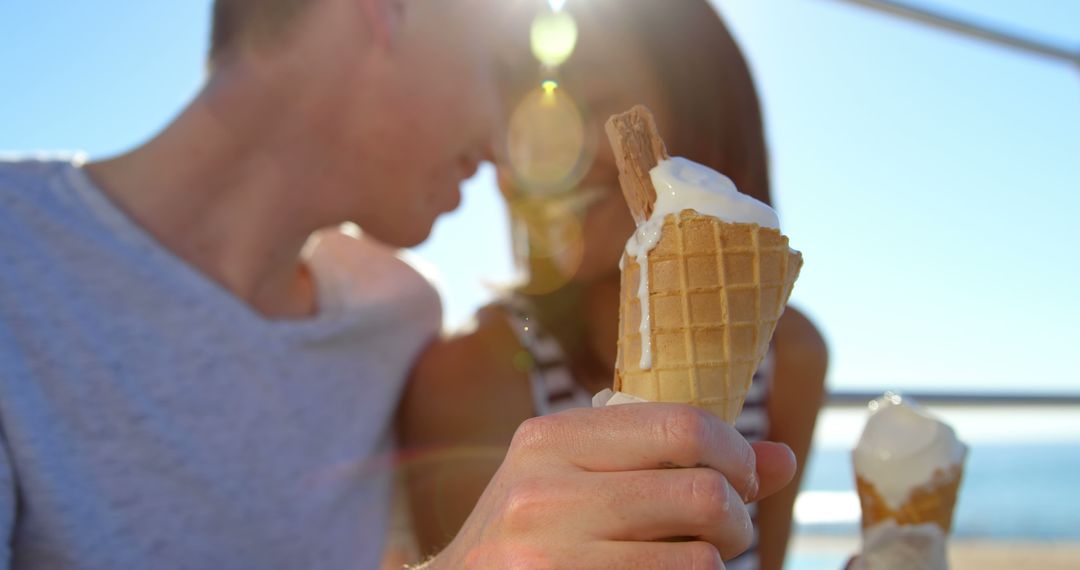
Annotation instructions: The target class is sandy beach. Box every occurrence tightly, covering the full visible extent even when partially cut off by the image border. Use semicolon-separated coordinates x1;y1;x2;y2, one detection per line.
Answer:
791;534;1080;569
950;539;1080;569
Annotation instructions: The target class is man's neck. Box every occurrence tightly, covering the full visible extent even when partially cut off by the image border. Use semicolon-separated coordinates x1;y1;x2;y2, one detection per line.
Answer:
85;76;322;319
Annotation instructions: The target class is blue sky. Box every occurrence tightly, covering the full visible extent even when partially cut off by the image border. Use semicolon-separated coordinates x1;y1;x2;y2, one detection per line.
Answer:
2;1;1077;395
712;0;1080;394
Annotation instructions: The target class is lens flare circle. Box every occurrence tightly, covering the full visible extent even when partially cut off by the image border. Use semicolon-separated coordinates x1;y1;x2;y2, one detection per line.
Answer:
509;195;586;294
530;10;578;68
507;83;587;195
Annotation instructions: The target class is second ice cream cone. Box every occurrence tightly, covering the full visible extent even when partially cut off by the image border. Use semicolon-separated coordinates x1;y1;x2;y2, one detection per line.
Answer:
856;465;964;533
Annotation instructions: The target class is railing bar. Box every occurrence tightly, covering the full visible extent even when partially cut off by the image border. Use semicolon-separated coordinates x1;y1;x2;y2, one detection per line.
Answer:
827;391;1080;407
826;0;1080;67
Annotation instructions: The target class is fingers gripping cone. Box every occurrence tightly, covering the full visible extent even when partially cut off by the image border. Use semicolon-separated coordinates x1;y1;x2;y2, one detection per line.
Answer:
606;106;802;423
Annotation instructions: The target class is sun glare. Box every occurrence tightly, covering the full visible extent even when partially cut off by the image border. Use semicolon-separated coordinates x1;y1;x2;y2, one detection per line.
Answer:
530;10;578;68
507;84;587;194
547;0;568;12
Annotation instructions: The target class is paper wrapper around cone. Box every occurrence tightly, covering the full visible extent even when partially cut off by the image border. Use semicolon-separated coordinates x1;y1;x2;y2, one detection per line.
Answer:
614;211;802;423
856;465;964;533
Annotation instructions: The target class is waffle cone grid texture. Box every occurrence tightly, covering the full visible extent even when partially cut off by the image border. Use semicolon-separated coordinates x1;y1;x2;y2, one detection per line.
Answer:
615;211;802;422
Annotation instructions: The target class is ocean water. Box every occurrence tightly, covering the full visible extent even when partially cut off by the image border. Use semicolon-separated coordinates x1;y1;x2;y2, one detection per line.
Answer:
796;442;1080;540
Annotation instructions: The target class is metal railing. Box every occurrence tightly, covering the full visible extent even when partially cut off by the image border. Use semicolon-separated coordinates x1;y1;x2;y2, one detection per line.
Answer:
827;390;1080;407
827;0;1080;69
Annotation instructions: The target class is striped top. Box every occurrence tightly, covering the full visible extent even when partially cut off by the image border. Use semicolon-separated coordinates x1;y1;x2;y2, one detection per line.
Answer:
500;295;772;570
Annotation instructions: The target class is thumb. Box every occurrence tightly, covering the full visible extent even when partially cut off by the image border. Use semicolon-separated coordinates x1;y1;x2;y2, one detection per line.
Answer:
748;441;796;502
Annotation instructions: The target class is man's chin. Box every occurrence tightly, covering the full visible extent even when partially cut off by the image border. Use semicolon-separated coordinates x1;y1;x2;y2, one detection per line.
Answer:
359;218;437;249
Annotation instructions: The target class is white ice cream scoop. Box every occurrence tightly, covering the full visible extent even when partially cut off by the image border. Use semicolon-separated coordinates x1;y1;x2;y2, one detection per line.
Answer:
853;393;967;510
623;157;780;370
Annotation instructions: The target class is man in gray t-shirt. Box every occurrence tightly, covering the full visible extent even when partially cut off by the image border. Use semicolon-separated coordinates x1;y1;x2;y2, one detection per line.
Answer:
0;1;797;569
0;159;442;569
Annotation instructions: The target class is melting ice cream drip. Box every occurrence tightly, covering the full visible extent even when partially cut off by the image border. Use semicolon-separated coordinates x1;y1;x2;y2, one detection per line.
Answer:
624;157;779;370
854;393;967;509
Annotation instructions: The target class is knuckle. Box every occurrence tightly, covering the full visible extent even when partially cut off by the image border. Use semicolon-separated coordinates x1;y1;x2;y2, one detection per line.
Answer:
735;442;758;501
741;443;757;480
721;506;754;559
499;478;552;533
463;542;553;570
686;470;731;523
509;415;558;455
502;545;554;570
661;406;710;463
684;542;724;570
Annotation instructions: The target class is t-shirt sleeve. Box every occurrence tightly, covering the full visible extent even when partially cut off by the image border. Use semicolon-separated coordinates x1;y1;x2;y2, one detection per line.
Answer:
0;433;13;568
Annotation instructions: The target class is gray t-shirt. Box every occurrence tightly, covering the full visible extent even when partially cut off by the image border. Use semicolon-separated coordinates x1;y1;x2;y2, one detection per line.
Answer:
0;158;441;569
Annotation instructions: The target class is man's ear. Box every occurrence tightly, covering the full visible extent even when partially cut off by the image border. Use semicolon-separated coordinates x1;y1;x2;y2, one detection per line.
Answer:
359;0;405;48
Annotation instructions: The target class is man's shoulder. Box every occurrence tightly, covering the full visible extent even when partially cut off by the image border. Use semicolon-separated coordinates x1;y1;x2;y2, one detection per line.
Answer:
0;153;81;188
0;154;84;221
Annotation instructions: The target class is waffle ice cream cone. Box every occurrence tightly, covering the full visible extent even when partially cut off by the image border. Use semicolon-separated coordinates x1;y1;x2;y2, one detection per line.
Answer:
857;464;964;533
851;395;968;570
615;213;801;422
605;106;802;423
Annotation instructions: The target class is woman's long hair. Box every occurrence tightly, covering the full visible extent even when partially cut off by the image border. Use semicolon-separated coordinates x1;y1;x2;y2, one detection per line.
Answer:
511;0;773;377
595;0;771;205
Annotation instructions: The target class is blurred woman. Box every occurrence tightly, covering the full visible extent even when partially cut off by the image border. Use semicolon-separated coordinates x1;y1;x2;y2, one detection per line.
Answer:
399;1;828;568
